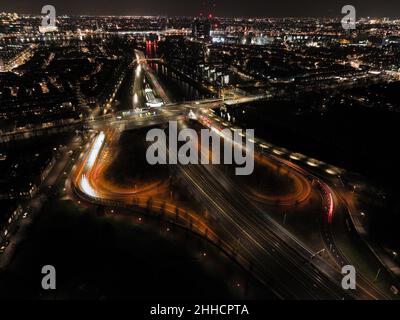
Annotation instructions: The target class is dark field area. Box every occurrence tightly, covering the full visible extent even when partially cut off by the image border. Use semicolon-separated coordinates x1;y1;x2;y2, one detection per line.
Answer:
0;199;237;300
104;128;170;187
233;158;298;197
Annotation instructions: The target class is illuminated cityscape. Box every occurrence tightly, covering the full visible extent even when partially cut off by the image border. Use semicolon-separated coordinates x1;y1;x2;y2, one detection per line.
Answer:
1;1;400;309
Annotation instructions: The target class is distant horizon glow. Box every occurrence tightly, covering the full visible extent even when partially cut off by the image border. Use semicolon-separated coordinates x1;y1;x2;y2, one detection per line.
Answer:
2;0;400;19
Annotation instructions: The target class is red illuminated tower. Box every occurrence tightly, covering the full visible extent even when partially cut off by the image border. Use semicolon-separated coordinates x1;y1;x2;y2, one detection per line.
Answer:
193;1;216;41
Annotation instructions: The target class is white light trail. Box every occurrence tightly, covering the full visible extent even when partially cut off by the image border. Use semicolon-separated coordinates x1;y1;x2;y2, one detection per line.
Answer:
85;132;105;171
80;174;98;198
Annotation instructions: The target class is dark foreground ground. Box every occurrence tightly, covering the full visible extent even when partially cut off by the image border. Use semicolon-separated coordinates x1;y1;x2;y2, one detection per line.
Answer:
0;199;239;300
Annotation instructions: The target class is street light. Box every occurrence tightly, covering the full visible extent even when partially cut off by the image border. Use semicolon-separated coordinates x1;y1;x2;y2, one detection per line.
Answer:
311;249;326;260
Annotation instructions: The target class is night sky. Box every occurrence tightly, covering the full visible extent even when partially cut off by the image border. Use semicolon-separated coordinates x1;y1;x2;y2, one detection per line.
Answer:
1;0;400;18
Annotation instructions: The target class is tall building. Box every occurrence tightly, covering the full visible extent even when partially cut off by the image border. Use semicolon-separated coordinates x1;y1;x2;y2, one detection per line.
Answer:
192;18;211;41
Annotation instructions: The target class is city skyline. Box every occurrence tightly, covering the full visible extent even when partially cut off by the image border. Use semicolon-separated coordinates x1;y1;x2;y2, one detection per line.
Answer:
2;0;400;18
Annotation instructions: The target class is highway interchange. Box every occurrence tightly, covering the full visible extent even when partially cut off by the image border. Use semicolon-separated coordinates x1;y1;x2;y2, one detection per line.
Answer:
69;50;391;300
